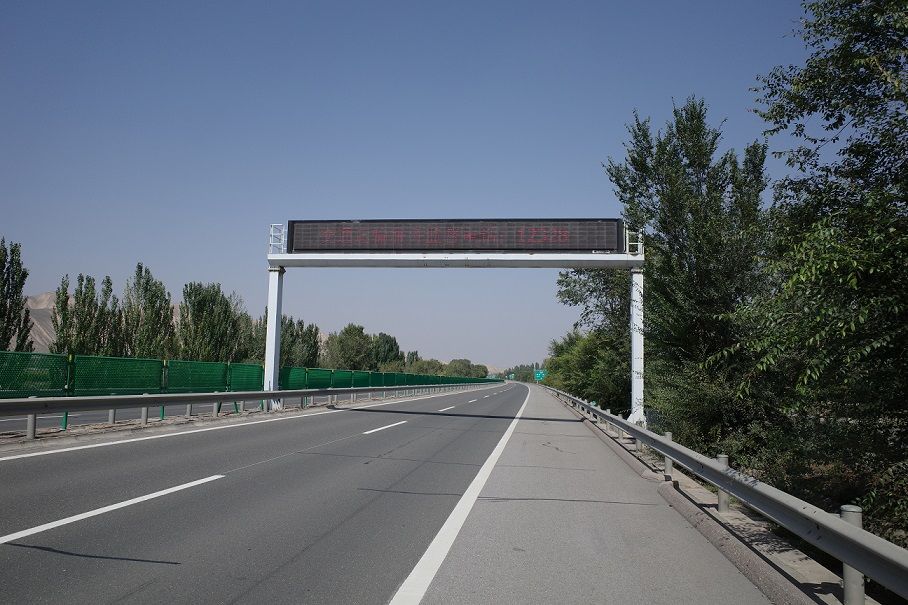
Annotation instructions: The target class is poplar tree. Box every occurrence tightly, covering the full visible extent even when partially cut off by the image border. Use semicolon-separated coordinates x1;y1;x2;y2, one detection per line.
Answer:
0;239;33;352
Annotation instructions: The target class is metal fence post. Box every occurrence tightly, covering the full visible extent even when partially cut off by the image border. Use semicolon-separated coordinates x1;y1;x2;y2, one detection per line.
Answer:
60;411;69;430
26;413;36;439
717;454;730;513
841;505;865;605
663;432;673;480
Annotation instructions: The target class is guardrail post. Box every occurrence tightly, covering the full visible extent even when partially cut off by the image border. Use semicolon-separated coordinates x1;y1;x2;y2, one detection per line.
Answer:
663;432;673;480
108;408;116;424
60;411;68;430
213;401;219;417
26;413;36;439
140;406;148;425
841;505;864;605
717;454;729;513
186;403;192;417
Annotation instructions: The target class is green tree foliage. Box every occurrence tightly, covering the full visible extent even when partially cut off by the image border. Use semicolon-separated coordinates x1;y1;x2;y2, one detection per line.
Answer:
409;358;445;375
324;323;373;370
371;332;403;369
550;269;631;412
121;263;175;358
500;363;538;383
51;274;124;356
444;358;472;378
608;98;768;447
0;239;33;351
725;0;908;544
405;350;419;366
176;283;245;362
279;315;321;368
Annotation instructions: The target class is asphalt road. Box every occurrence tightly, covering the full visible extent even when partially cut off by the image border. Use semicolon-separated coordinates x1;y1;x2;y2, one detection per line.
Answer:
0;383;770;604
0;384;525;603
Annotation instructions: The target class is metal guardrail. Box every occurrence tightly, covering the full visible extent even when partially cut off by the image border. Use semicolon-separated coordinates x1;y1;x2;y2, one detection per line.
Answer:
542;385;908;602
1;383;489;439
0;383;483;417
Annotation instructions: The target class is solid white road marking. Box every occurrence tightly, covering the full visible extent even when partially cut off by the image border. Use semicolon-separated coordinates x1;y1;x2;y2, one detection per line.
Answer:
438;406;455;412
467;399;478;403
0;414;80;423
389;386;531;604
0;387;498;463
483;395;489;398
0;475;224;545
362;420;407;435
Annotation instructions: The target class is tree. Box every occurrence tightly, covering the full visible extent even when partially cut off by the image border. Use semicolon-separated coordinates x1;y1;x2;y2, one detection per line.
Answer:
553;268;632;411
371;332;403;370
444;358;472;377
410;358;445;375
405;350;419;367
122;263;175;358
176;283;245;362
278;315;321;367
51;274;123;356
0;239;33;351
324;324;372;370
604;97;769;448
730;0;908;545
500;363;538;383
469;363;489;378
300;323;320;367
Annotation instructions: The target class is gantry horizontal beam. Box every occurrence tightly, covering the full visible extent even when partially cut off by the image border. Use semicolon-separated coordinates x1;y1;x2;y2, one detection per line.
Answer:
266;253;644;269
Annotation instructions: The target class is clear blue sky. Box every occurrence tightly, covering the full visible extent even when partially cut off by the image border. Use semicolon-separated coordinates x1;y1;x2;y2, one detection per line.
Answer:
1;1;805;368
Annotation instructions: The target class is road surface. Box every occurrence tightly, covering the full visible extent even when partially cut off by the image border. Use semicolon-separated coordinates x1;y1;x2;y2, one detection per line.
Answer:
0;383;769;604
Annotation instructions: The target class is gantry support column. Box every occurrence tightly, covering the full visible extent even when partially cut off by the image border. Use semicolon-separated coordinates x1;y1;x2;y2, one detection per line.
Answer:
264;266;285;410
627;268;646;426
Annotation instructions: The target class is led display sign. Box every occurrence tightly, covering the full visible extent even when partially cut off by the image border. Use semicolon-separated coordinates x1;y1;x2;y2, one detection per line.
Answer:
286;219;624;253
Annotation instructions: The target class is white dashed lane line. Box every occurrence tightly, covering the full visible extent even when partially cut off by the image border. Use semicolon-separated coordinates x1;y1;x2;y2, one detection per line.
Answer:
362;421;407;435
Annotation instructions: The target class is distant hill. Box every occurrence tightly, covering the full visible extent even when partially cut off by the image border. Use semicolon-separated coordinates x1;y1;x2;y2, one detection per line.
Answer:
25;292;56;353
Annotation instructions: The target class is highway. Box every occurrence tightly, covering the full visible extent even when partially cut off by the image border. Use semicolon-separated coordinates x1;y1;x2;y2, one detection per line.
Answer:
0;384;770;604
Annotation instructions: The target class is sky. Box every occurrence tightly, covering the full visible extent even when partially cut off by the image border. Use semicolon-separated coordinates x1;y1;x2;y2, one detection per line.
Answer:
0;1;807;369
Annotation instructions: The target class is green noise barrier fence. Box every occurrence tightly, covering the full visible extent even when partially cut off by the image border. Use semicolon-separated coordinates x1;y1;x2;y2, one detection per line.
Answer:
73;355;163;397
229;363;265;392
0;349;501;400
0;351;69;399
167;360;228;394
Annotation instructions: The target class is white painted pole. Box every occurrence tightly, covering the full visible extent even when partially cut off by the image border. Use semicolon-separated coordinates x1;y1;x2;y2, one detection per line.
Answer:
264;266;285;411
628;268;646;427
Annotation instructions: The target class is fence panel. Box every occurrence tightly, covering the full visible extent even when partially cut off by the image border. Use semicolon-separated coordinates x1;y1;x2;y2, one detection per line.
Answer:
0;351;69;399
306;368;332;389
229;363;264;391
331;370;353;388
167;360;228;393
353;371;370;388
279;367;307;390
73;355;163;396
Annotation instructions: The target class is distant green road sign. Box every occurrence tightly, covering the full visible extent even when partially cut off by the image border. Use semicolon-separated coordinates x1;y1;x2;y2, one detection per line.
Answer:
507;373;515;380
534;369;548;381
